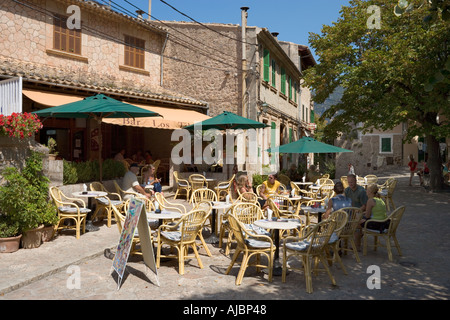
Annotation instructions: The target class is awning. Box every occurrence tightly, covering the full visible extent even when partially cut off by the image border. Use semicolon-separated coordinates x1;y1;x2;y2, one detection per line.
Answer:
23;89;83;106
23;89;210;130
103;103;210;130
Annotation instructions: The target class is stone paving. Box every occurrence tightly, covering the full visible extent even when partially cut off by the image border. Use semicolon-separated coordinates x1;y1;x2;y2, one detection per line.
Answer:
1;170;449;302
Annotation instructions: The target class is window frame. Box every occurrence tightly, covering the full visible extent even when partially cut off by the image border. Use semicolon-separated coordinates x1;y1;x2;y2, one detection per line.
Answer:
379;134;393;154
53;13;82;55
124;34;146;70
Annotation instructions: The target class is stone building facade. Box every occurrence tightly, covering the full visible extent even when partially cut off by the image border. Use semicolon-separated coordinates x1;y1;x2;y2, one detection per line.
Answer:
0;0;208;185
158;13;316;175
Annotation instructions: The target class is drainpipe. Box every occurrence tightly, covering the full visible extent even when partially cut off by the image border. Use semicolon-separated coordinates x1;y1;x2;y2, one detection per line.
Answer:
240;7;249;118
160;33;168;86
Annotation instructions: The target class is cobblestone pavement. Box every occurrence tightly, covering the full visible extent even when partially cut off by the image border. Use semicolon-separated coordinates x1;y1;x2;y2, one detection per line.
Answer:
1;170;449;303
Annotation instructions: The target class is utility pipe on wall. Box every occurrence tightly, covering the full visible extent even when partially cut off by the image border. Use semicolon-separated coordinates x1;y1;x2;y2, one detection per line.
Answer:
240;7;249;118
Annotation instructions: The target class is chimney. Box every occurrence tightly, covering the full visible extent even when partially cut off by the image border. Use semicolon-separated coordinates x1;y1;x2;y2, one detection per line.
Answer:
136;9;145;20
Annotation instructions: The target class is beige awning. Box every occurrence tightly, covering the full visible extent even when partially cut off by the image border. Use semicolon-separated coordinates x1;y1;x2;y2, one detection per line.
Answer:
23;89;83;106
23;89;210;130
102;103;210;130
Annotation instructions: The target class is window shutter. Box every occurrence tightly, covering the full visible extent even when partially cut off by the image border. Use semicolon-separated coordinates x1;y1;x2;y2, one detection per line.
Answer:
271;60;276;87
281;68;286;94
289;76;292;100
381;138;391;152
310;110;315;123
263;49;270;82
289;128;293;143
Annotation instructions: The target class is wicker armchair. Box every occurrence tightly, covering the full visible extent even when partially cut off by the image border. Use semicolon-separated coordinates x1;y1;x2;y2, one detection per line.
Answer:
364;174;378;185
225;214;275;285
49;186;89;240
90;182;124;228
282;219;337;293
339;207;364;263
189;174;208;198
363;206;405;261
214;174;235;201
156;208;209;275
380;179;397;212
224;203;267;256
173;171;191;200
323;209;349;274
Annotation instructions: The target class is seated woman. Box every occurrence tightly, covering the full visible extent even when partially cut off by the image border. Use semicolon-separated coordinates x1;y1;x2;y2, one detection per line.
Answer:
355;184;389;250
236;175;253;200
306;164;321;183
141;164;162;193
323;181;352;219
258;173;281;208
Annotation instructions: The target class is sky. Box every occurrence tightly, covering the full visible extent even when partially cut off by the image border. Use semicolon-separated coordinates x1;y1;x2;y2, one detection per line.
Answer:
110;0;352;62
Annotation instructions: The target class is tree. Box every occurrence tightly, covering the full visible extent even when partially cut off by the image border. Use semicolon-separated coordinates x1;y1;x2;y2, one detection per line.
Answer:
304;0;449;190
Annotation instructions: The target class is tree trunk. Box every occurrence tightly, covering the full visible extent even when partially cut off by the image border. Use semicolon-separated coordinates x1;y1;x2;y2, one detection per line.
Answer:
426;134;443;191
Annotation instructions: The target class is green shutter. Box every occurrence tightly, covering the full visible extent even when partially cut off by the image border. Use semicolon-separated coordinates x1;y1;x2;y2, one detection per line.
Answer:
281;68;286;94
263;49;270;82
289;77;292;100
310;110;315;123
271;60;276;87
381;138;391;152
294;82;297;102
289;128;293;143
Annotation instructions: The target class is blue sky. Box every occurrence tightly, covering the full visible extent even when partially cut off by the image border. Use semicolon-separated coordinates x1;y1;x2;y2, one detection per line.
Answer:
110;0;352;61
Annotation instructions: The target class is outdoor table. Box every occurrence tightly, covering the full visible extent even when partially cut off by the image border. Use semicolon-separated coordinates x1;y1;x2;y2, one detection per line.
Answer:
147;210;182;228
253;218;302;276
72;191;107;232
205;201;233;244
293;181;313;187
301;206;327;223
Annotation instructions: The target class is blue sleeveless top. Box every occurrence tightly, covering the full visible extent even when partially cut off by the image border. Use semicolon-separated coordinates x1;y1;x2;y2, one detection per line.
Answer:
332;194;352;211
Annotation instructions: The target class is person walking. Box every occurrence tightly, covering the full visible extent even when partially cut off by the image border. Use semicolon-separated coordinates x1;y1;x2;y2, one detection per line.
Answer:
408;154;418;186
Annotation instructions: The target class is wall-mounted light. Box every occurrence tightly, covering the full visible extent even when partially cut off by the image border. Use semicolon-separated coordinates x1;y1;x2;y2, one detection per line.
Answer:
257;102;269;117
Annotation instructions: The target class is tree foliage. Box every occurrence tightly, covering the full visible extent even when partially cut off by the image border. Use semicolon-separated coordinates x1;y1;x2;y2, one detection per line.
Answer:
303;0;449;189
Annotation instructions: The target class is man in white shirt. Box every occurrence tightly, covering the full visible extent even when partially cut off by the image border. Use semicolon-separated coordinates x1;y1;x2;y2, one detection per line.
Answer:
122;163;152;200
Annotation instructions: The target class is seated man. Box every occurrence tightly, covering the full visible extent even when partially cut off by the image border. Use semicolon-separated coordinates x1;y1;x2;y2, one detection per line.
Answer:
344;174;368;212
122;163;153;200
258;172;281;208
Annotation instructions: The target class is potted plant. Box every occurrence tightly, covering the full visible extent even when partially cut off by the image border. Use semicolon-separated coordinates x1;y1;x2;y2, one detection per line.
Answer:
47;137;58;160
0;151;57;249
40;202;59;242
0;215;21;253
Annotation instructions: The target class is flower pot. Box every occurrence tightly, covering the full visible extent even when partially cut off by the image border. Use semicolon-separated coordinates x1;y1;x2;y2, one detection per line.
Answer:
0;234;22;253
48;154;57;160
21;225;44;249
41;225;55;242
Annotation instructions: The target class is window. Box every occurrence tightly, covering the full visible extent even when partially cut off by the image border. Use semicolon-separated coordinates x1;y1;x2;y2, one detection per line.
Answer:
294;82;298;103
53;14;81;54
310;110;315;123
281;68;286;95
124;35;145;69
288;76;292;100
271;59;276;87
380;135;393;153
263;49;270;82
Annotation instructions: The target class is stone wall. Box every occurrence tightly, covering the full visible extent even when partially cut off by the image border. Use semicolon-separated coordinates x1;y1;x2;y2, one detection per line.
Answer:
0;0;166;94
160;21;242;117
0;136;63;185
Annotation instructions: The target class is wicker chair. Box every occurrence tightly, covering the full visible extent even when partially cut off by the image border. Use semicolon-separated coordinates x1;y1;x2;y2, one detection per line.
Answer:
340;176;349;189
323;209;349;274
223;203;267;256
339;207;364;263
189;174;208;198
90;182;124;228
190;188;217;231
380;179;397;212
154;192;186;214
267;195;299;219
363;206;405;261
282;219;337;293
113;180;140;200
173;171;191;200
49;186;89;240
156;208;209;275
225;214;275;285
214;174;235;201
364;174;378;185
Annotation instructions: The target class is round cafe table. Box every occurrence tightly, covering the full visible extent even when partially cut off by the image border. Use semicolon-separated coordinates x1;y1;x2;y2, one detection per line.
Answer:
253;218;302;276
72;191;107;232
147;210;182;228
301;206;327;224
